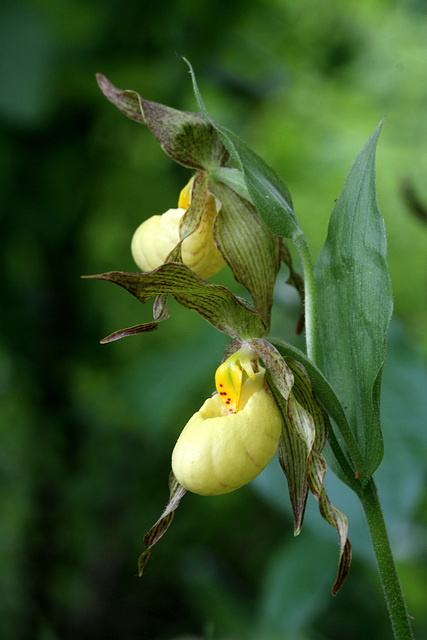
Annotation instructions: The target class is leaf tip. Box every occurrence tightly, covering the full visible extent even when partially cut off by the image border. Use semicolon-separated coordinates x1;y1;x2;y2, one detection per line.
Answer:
181;56;192;71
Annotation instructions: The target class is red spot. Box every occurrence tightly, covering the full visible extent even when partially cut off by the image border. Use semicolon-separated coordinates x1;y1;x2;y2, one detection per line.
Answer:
219;383;223;387
220;392;227;396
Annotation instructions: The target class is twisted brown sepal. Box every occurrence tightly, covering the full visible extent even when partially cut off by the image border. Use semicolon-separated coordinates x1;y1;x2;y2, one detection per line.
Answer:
138;472;186;576
100;322;158;343
288;359;351;595
308;449;352;595
96;74;229;171
83;262;267;342
248;338;351;594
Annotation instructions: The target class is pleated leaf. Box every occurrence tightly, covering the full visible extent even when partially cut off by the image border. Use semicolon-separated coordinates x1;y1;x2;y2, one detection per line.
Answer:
209;167;252;202
138;472;186;575
314;122;393;479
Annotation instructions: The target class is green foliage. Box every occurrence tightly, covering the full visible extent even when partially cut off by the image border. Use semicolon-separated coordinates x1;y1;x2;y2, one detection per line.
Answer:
315;122;393;480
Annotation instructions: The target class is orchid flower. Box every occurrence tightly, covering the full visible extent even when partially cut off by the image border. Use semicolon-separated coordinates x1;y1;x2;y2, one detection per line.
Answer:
131;177;226;279
172;347;282;495
88;73;351;597
95;74;304;333
139;343;351;595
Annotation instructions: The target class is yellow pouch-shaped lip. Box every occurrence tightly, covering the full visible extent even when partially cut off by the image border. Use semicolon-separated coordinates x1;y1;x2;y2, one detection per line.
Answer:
131;179;225;279
131;207;184;272
171;389;282;496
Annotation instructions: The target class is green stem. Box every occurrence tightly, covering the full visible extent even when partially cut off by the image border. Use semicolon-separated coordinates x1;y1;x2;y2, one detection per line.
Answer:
293;231;317;364
360;479;414;640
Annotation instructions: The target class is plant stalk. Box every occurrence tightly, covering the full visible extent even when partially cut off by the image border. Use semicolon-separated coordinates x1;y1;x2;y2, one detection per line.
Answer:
360;479;414;640
293;231;317;364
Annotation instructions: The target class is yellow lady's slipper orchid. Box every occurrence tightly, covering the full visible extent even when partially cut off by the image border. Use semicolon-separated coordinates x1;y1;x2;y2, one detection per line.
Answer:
172;348;282;496
131;177;226;279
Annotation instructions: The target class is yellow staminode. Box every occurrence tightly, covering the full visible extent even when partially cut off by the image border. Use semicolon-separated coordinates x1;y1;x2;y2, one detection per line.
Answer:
214;346;258;414
172;348;282;496
177;178;193;210
131;177;226;279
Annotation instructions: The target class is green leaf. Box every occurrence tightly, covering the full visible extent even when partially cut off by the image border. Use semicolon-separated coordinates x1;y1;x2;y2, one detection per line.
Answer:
314;121;393;480
84;262;267;340
209;167;252;202
96;73;229;170
185;59;300;240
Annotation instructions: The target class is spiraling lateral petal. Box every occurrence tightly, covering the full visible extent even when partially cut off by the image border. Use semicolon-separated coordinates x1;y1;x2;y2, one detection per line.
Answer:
138;472;186;575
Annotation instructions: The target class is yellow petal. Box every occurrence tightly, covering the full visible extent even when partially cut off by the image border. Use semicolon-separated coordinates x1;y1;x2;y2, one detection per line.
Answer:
180;193;225;278
171;390;282;496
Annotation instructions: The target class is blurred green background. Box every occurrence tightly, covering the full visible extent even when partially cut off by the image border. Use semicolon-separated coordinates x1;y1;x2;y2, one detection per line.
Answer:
1;0;427;638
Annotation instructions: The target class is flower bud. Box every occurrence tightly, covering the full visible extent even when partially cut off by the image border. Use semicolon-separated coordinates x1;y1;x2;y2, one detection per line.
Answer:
131;178;225;279
171;349;282;495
